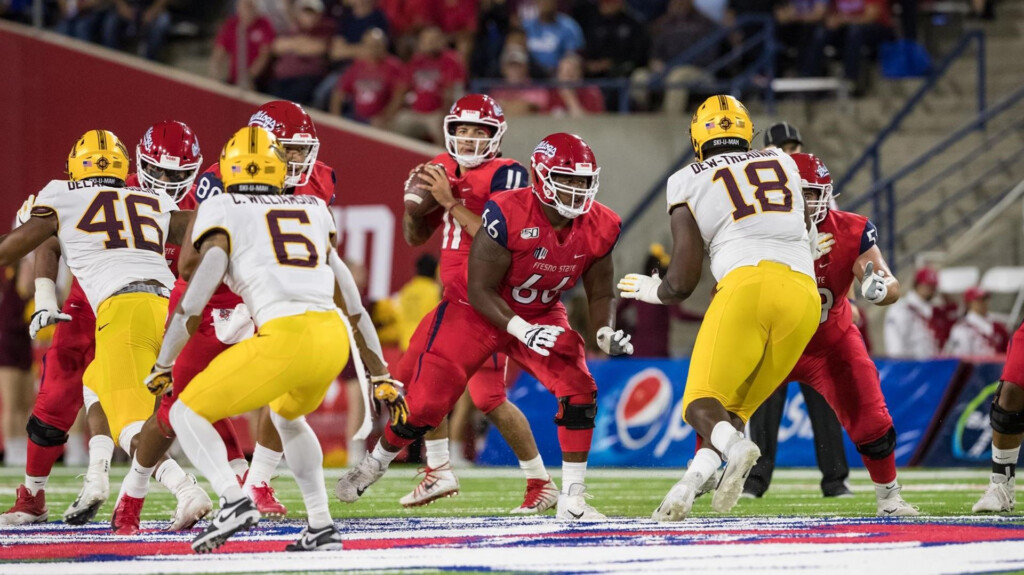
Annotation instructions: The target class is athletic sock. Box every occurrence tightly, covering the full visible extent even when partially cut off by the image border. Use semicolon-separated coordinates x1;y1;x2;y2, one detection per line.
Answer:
519;455;548;481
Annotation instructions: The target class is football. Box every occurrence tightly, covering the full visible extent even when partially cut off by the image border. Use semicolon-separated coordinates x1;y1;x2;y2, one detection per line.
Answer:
404;164;442;217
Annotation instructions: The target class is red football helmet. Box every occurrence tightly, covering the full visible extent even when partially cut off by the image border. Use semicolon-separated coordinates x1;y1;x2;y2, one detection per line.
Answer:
249;100;320;187
530;133;600;219
444;94;507;168
791;152;835;224
136;120;202;201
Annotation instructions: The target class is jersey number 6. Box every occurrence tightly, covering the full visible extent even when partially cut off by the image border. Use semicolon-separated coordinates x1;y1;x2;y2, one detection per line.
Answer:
266;209;319;268
712;160;794;221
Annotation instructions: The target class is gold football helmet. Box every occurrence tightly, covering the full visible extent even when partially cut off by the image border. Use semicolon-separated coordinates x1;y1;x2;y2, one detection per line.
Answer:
66;130;130;182
690;95;754;162
219;126;287;193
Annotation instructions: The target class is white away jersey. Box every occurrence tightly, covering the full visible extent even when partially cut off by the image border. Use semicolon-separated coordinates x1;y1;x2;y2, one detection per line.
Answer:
666;149;814;282
191;193;337;327
33;179;177;312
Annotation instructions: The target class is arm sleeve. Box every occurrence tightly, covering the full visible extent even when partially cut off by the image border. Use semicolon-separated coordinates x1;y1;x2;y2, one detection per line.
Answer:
480;200;509;249
328;250;387;369
490;163;530;194
156;247;228;368
860;220;879;255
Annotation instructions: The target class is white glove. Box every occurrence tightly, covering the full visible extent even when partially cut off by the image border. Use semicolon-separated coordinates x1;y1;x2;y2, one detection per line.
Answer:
507;315;564;357
617;272;664;304
814;232;835;260
860;261;888;304
596;326;633;356
15;194;35;228
29;308;72;340
29;278;70;340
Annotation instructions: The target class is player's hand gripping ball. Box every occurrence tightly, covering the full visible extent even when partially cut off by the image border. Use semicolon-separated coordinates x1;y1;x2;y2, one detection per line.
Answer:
403;164;442;217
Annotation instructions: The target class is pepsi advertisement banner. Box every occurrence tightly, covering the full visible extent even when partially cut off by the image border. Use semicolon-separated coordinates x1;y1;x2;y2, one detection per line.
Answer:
919;362;1005;466
478;358;960;468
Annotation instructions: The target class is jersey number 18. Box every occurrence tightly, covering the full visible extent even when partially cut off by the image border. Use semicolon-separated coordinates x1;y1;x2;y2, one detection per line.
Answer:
712;160;794;221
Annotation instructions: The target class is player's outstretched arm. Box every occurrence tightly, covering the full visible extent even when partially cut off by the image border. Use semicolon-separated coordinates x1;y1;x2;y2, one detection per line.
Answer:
658;205;704;304
28;237;70;339
146;233;228;395
585;253;633;356
855;247;901;306
327;248;389;377
0;215;58;268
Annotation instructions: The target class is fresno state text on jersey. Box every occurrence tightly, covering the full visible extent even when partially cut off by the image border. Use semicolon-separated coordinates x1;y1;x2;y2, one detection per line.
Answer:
806;208;878;353
431;153;529;296
480;187;620;319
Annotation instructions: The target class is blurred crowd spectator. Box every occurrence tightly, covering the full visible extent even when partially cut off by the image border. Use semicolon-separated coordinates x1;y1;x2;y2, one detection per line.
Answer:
1;0;941;130
885;267;1011;360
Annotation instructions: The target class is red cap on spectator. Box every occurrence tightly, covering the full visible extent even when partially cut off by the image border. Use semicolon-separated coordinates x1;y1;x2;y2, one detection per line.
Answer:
964;287;989;304
915;267;939;287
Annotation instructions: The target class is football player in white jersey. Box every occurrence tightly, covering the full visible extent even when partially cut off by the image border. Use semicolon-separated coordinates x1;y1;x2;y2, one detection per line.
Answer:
619;95;821;521
148;126;406;553
0;130;194;532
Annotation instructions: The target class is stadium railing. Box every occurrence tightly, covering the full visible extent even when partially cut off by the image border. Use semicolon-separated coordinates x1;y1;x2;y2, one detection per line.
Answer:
844;83;1024;273
834;30;987;203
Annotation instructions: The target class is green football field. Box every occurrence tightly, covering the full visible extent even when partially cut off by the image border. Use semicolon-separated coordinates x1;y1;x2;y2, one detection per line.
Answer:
0;465;1009;520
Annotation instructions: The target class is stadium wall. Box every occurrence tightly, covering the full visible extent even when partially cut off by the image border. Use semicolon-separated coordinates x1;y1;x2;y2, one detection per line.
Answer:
0;21;437;299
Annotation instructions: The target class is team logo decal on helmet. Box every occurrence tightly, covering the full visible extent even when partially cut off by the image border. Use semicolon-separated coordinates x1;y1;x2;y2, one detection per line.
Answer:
791;152;836;225
444;94;508;168
220;126;287;193
530;133;600;219
248;101;320;187
67;129;130;183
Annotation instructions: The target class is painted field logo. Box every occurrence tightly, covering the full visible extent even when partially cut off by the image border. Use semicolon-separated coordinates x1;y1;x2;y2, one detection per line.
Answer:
616;368;672;449
953;381;998;461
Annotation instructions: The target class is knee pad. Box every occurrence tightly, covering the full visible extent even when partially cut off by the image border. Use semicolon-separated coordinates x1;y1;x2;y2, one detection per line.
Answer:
856;426;896;460
554;393;598;430
26;415;69;447
389;419;433;441
82;385;100;411
991;383;1024;434
118;421;144;454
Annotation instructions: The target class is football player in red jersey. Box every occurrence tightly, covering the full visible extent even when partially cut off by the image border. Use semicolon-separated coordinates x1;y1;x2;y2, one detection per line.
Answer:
397;94;559;512
157;101;335;519
337;133;633;520
0;121;212;530
768;153;918;516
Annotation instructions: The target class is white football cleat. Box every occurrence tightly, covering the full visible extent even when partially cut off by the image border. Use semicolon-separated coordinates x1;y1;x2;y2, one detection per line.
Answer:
973;475;1015;513
168;474;213;531
336;455;386;503
399;463;460;507
876;485;920;517
652;474;702;522
711;439;761;514
556;483;606;521
695;468;721;499
511;477;559;515
64;471;109;525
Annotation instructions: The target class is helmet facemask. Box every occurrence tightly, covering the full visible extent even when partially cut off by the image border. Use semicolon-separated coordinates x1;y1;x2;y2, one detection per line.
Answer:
279;136;320;187
803;181;833;225
136;147;201;201
536;164;600;219
444;117;505;168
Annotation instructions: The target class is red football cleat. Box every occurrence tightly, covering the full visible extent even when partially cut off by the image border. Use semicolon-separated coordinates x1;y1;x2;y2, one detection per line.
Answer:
246;482;287;518
111;494;145;535
0;485;48;525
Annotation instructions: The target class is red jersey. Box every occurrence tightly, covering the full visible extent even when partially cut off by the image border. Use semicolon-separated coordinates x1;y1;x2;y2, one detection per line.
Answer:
125;172;198;278
178;160;338;309
805;208;878;354
404;51;467;113
338;57;405;121
480;188;620;319
429;154;529;300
